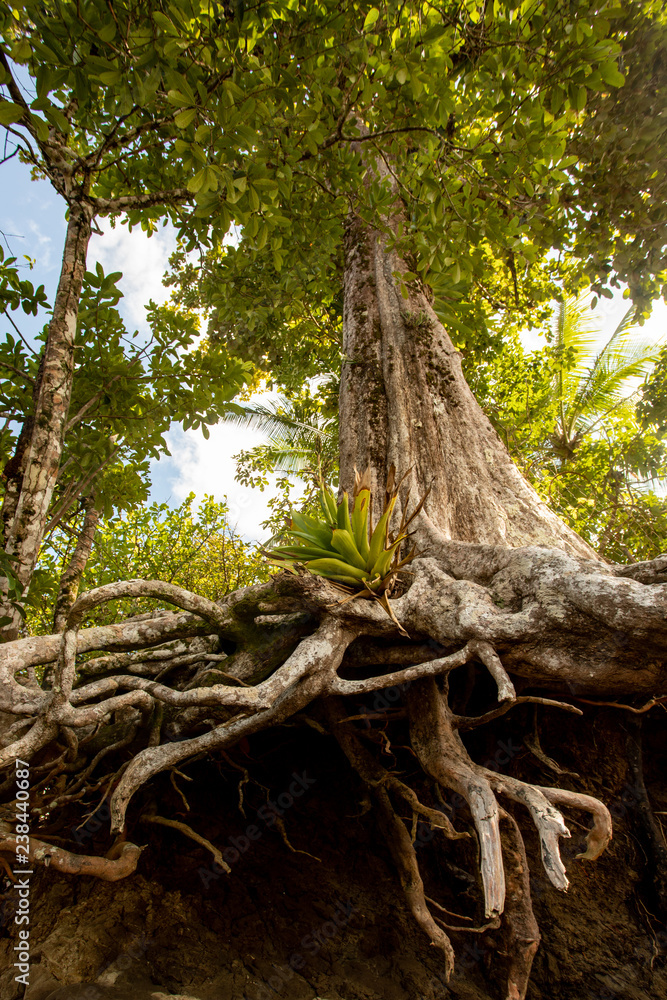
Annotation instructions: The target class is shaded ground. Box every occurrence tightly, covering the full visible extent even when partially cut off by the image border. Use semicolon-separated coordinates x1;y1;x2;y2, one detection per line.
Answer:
2;694;667;1000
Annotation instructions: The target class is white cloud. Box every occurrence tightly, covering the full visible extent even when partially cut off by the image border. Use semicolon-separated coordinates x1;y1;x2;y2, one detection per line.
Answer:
85;219;293;539
25;219;55;272
88;219;177;331
153;418;299;542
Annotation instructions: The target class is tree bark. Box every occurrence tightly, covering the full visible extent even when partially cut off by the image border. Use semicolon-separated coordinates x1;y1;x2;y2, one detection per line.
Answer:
0;200;92;636
53;497;100;633
339;209;596;559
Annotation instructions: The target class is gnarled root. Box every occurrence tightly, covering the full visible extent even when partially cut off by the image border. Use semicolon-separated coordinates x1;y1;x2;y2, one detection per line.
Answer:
325;697;456;977
0;558;636;995
406;678;506;918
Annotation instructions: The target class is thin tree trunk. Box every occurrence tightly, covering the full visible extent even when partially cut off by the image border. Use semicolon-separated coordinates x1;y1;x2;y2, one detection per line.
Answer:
53;498;100;633
0;201;92;636
339;210;597;559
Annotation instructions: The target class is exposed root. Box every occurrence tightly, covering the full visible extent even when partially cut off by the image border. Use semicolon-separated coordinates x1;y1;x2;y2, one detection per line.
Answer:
0;550;648;995
385;775;469;842
169;769;192;812
424;895;473;922
0;821;141;881
575;695;667;714
486;772;572;891
523;713;579;777
432;913;500;934
326;697;456;976
331;638;516;701
406;678;506;918
498;809;540;1000
536;786;612;861
455;696;583;731
373;784;455;975
140;813;230;873
109;618;357;833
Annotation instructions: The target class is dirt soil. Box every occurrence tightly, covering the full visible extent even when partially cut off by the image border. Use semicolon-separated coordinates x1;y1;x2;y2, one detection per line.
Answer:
1;700;667;1000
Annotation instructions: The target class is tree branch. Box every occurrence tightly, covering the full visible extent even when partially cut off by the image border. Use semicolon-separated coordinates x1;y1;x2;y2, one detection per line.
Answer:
91;188;192;213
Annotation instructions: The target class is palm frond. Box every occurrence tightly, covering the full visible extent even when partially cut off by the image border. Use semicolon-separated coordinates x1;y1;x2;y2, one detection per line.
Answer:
554;295;661;445
223;396;335;443
554;295;599;358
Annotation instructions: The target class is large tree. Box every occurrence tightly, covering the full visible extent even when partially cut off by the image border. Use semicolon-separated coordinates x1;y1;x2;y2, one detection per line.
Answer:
1;3;667;999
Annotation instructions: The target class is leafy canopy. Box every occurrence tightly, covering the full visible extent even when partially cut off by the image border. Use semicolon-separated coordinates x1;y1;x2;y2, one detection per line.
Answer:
166;0;667;385
27;493;268;632
4;1;665;387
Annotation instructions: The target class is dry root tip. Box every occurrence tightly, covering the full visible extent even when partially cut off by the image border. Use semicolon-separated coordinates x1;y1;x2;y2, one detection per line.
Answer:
140;814;230;873
537;786;613;861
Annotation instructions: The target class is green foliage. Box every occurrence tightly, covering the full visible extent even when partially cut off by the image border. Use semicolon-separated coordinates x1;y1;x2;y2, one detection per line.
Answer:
549;297;658;460
569;10;667;317
159;0;667;380
230;385;339;538
535;423;667;562
3;0;665;379
3;0;667;603
266;469;424;632
467;296;667;561
639;343;667;434
0;259;251;533
170;238;344;392
231;388;338;481
0;244;48;317
26;493;268;632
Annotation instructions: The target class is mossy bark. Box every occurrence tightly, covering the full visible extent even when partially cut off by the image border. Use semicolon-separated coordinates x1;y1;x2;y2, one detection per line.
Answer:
339;208;595;559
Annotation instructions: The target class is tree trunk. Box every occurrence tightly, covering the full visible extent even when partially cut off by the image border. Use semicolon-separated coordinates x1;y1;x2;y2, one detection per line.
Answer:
53;497;100;633
0;201;92;637
339;210;596;560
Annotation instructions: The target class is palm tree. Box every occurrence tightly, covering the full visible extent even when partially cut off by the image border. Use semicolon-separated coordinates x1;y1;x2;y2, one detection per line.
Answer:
223;392;339;486
549;294;660;462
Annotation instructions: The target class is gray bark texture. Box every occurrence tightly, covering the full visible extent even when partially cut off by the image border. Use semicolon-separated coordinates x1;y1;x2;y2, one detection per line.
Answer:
0;202;92;636
339;208;596;560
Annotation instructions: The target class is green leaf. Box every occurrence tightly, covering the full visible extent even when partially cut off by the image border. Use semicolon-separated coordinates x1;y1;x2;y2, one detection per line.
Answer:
599;61;625;88
97;22;117;43
174;108;197;129
0;102;24;126
167;89;193;107
187;169;206;193
98;70;123;85
330;528;367;570
305;558;368;582
363;7;379;31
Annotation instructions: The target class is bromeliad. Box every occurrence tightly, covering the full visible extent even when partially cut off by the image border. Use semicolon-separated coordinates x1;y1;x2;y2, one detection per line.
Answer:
265;467;429;633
